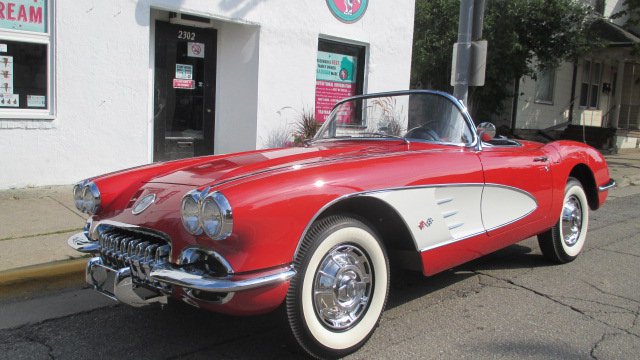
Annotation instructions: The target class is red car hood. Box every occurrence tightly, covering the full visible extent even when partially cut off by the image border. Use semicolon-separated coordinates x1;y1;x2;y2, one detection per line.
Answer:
147;141;407;187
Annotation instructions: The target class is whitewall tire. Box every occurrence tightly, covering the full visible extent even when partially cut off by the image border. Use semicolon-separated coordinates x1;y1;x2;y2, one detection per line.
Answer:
287;215;389;359
538;178;589;263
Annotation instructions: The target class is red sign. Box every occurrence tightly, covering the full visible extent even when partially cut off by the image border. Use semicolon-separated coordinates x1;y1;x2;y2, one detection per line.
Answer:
173;79;195;89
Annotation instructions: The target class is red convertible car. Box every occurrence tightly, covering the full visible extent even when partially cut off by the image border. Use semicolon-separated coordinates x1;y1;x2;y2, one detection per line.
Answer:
68;90;614;359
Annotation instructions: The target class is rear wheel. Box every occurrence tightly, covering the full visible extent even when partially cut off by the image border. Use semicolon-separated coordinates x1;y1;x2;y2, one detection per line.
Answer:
287;215;389;359
538;178;589;263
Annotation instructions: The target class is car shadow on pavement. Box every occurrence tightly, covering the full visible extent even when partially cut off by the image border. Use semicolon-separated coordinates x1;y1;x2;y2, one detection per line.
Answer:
385;242;551;311
3;243;556;359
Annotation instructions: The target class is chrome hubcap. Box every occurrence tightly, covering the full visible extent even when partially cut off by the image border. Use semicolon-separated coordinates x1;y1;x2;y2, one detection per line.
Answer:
313;244;373;330
561;195;582;246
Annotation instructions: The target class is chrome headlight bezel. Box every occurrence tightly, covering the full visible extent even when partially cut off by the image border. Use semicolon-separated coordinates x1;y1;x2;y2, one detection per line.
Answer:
201;192;233;240
180;189;233;240
181;190;204;236
73;180;101;215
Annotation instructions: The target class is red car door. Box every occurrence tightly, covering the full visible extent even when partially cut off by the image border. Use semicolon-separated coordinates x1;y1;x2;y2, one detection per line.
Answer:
477;141;554;251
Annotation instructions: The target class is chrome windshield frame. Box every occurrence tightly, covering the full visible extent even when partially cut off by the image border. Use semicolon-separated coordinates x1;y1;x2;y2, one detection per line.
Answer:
313;90;478;149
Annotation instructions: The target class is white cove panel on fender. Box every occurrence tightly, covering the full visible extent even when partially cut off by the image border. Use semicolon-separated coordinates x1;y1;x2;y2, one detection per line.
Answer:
368;185;484;251
481;185;538;231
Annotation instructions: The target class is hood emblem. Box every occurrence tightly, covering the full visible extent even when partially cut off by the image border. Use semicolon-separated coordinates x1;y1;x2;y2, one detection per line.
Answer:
132;194;156;215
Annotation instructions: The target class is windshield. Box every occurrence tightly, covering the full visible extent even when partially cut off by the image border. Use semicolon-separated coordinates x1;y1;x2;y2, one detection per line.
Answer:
314;92;474;145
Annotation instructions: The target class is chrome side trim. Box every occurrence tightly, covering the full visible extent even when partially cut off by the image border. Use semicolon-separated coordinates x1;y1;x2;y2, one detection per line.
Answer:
150;264;296;293
68;232;100;253
598;179;616;192
418;230;486;252
292;182;538;260
483;206;537;233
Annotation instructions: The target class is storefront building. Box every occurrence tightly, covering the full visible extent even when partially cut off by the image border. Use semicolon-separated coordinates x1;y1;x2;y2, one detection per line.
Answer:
0;1;416;189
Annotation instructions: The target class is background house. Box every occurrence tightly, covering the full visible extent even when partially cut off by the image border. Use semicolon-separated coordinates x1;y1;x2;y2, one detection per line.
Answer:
499;0;640;152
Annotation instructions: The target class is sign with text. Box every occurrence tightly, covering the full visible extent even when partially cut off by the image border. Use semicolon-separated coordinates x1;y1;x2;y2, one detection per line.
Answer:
173;79;195;89
0;0;47;33
315;51;357;123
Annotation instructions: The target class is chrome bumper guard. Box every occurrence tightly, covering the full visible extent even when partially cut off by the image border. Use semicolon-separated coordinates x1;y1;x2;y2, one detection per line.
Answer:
598;178;616;192
69;232;296;302
85;257;168;307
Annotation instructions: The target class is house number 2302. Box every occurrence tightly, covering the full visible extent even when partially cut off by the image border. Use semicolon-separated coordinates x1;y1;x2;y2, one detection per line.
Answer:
178;31;195;40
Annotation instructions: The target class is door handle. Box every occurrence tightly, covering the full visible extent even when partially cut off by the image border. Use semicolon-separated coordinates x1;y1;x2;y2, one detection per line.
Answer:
177;141;194;148
533;156;548;162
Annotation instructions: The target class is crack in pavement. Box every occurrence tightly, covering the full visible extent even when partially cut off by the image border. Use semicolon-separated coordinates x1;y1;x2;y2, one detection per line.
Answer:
596;248;640;259
554;294;638;313
588;216;640;232
475;271;640;340
579;279;640;306
589;332;614;360
21;333;55;360
46;196;86;221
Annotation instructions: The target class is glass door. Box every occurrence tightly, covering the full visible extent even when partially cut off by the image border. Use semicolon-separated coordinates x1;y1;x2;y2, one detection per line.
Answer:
154;21;217;161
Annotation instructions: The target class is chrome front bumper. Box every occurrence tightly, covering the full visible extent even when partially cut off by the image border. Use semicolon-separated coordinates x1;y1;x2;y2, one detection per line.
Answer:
150;263;296;293
69;231;296;305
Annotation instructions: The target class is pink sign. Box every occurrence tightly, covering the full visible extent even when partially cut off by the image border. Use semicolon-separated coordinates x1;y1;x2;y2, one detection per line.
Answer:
315;80;356;123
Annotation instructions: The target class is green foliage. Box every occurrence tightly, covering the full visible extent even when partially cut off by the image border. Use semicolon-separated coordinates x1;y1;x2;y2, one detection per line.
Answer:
412;0;599;121
612;0;640;26
293;108;319;146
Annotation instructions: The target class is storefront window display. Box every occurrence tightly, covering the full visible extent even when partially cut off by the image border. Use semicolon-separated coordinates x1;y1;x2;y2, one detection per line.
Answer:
315;39;365;123
0;0;53;116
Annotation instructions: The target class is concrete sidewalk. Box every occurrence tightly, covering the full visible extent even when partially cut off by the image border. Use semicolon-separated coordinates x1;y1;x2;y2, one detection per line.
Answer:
1;152;639;295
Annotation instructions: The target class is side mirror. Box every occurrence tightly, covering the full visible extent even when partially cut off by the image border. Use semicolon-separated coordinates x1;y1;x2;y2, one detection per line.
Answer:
477;122;496;142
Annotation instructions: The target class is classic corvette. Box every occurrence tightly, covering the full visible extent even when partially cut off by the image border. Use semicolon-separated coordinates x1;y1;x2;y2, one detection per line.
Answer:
68;90;614;358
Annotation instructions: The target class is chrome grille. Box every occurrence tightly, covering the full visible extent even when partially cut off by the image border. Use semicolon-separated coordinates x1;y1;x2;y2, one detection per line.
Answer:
97;226;171;290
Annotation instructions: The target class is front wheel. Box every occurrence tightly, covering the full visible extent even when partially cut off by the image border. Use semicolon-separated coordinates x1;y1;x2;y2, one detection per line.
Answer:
286;215;389;359
538;178;589;263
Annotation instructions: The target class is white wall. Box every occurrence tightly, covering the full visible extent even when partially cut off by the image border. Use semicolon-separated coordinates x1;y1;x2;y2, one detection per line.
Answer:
0;0;416;188
515;62;574;129
0;0;151;188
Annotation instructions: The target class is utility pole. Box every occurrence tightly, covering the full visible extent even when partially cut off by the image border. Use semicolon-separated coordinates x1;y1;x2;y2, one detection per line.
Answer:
451;0;486;105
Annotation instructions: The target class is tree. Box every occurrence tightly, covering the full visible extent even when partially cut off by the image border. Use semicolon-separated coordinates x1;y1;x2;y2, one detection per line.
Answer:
412;0;598;122
614;0;640;27
612;0;640;54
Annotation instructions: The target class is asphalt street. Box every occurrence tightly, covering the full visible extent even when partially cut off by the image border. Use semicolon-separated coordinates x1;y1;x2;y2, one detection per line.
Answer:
1;192;639;359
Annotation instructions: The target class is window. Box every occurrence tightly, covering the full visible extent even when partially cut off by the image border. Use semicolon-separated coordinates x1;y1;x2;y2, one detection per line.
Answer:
579;60;601;109
315;39;365;123
0;0;53;118
534;67;555;104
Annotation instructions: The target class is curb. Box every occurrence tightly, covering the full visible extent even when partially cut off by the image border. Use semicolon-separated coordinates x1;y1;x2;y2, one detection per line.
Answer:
0;257;89;299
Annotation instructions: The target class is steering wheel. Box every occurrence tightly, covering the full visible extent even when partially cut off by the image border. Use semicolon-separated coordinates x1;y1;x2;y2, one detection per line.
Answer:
405;122;441;141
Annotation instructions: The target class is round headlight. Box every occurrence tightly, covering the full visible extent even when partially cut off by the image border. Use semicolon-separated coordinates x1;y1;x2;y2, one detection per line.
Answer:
200;192;233;240
73;183;84;211
81;182;101;215
181;193;203;235
82;186;94;213
201;197;222;238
